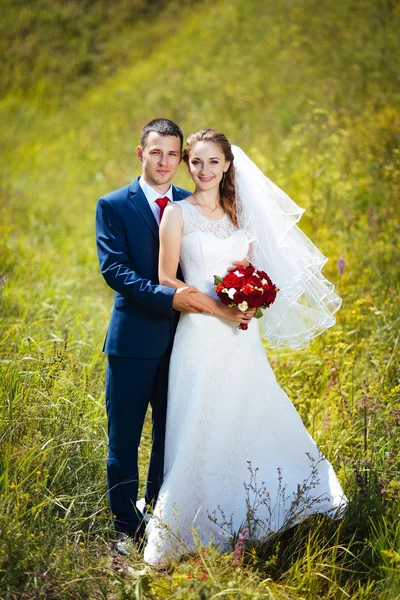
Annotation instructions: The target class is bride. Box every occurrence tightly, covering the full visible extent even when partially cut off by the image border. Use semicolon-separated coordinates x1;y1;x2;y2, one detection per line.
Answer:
143;129;347;567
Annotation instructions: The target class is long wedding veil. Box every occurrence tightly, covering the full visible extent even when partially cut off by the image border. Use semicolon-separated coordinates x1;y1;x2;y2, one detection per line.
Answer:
232;145;342;349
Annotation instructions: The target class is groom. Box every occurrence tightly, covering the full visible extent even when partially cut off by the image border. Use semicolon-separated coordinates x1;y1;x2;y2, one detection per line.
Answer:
96;119;208;552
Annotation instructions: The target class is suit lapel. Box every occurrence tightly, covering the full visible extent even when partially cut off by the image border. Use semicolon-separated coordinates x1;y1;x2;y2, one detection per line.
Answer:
129;178;159;240
172;187;186;202
130;178;188;240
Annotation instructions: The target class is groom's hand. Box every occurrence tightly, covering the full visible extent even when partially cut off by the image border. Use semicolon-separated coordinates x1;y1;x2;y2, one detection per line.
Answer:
227;259;250;272
173;286;213;314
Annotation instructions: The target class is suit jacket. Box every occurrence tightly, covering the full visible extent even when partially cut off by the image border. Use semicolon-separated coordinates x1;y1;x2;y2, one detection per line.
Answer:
96;176;191;358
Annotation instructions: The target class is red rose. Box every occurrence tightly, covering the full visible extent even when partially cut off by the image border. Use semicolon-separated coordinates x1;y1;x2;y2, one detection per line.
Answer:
233;290;245;304
242;284;254;296
263;288;277;306
247;289;264;308
219;293;231;306
235;265;247;274
223;272;242;290
216;283;225;294
247;275;262;287
242;266;255;277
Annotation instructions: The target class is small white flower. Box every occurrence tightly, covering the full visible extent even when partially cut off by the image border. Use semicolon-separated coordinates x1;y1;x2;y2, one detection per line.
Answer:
238;301;249;312
227;287;237;300
234;270;245;277
261;278;268;285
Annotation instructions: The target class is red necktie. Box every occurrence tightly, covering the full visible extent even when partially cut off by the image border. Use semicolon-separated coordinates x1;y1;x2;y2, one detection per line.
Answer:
155;196;169;223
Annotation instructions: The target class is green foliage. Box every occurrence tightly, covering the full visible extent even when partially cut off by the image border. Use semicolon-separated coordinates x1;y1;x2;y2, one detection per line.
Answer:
0;0;399;597
0;0;198;104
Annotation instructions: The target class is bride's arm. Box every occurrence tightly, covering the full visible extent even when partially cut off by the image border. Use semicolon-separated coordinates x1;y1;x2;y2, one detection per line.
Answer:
158;203;188;291
159;204;250;324
158;203;223;315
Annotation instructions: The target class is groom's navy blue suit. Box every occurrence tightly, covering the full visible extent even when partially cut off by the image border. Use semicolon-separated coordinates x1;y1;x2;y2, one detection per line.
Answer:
96;176;190;533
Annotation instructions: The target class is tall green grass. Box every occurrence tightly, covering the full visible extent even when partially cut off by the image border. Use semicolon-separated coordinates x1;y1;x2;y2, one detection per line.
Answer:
1;0;399;597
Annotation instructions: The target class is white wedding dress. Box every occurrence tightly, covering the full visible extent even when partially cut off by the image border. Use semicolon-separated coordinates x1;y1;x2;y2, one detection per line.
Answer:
144;200;347;567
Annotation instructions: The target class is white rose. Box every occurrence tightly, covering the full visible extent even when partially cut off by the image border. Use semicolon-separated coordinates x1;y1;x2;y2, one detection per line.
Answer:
238;301;249;312
227;287;237;300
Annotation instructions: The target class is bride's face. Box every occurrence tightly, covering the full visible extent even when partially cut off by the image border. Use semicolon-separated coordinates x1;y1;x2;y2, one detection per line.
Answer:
188;141;229;192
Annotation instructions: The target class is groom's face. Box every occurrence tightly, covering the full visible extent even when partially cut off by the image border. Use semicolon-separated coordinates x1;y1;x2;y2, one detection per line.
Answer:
136;132;182;190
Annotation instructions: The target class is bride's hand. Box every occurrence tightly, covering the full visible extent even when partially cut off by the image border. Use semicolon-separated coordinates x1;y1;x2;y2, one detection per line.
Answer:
221;305;255;324
226;259;250;272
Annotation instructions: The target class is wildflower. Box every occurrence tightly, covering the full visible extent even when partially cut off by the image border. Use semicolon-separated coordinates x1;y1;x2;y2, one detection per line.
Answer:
368;205;378;225
232;527;249;567
323;408;332;429
337;257;347;275
33;571;50;583
110;551;130;578
355;472;366;495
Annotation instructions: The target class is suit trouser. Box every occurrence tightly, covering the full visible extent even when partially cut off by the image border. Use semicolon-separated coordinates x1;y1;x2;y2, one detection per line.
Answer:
106;347;171;533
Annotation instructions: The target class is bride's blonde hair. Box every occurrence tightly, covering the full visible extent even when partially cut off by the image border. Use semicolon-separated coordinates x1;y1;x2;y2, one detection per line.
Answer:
183;129;237;226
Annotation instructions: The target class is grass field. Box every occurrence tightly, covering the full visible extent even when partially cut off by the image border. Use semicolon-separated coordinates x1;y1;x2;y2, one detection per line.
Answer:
0;0;399;598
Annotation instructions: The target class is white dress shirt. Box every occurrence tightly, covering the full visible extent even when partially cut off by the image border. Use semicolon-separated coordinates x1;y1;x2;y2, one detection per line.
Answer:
139;176;174;225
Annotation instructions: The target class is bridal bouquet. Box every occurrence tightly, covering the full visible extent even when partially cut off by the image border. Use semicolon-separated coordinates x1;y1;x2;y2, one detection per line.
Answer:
214;264;279;330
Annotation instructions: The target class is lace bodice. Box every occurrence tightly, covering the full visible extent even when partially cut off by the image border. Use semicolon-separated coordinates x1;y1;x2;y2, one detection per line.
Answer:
180;199;238;240
178;199;250;298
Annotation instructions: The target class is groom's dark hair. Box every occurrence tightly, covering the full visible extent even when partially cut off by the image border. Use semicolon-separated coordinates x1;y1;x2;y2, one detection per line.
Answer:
141;118;184;150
